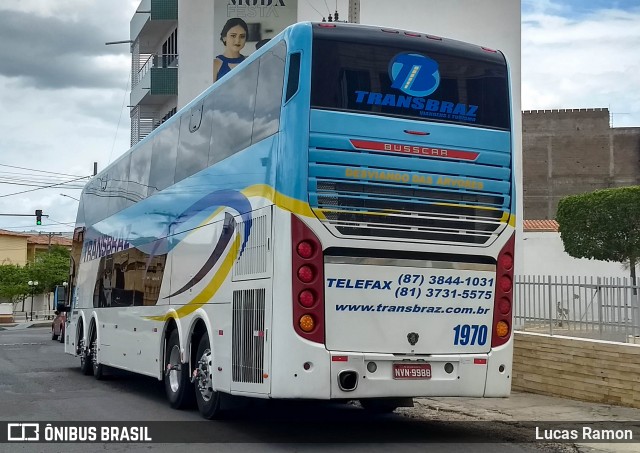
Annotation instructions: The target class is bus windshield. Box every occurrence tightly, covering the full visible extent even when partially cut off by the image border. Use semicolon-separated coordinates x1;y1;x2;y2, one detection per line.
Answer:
311;38;510;129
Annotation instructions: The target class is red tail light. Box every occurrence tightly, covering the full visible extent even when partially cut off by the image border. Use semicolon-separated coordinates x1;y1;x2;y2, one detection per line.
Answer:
492;233;514;347
296;241;314;259
298;289;316;308
291;215;324;343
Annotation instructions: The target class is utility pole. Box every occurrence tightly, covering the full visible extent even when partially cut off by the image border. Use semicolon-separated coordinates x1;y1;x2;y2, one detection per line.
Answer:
349;0;360;24
44;232;63;251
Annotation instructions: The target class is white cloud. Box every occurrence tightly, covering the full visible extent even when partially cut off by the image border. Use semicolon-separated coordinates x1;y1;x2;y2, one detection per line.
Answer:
522;3;640;126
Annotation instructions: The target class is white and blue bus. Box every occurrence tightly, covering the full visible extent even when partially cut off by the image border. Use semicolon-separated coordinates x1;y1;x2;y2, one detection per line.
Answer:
64;22;515;418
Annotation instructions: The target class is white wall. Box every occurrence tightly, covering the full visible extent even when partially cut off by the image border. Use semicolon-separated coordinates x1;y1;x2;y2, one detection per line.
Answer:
177;0;215;109
522;232;631;278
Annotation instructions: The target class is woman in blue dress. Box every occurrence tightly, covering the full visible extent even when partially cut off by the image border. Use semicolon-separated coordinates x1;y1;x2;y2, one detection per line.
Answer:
214;18;249;81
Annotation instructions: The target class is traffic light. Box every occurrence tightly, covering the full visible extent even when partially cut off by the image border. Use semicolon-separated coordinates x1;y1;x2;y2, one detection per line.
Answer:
35;209;42;225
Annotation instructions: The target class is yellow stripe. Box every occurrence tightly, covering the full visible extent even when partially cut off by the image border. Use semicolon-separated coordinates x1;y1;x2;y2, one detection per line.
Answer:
146;234;240;321
242;184;315;217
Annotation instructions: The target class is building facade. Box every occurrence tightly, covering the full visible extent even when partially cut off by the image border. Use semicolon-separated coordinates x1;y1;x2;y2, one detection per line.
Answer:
0;230;72;266
523;108;640;220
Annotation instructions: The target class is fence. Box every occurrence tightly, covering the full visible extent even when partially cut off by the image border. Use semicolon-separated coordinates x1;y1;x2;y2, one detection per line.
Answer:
514;275;640;343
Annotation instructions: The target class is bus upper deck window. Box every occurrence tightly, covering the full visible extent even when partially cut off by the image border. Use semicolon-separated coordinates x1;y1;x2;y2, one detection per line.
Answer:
285;52;301;102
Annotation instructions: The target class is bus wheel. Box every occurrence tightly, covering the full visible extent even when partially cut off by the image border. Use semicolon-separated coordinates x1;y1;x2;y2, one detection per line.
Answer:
91;335;105;380
194;333;222;419
164;330;194;409
359;399;399;414
79;336;93;376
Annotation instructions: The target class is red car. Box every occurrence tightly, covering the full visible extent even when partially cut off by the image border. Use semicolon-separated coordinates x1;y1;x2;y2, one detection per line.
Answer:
51;311;65;343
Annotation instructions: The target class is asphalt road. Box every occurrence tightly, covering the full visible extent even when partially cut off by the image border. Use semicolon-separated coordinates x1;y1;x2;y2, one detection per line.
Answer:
0;327;574;452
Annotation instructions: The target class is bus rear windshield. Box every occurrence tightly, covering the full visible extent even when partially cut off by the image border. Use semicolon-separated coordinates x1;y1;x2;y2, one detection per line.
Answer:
311;39;510;130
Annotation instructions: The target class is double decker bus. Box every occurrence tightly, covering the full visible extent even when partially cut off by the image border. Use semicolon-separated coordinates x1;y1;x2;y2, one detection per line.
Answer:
63;22;515;418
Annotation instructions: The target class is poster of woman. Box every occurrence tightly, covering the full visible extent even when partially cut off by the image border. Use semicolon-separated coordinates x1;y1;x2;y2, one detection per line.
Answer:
213;0;298;82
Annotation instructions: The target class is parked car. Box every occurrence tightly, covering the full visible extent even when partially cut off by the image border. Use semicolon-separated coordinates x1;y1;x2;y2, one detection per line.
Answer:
51;311;65;343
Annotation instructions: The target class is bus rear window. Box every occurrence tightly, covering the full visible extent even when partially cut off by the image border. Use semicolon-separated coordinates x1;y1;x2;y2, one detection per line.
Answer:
311;39;510;129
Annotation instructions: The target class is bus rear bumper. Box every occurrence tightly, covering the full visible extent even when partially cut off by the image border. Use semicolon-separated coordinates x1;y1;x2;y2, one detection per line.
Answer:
329;344;512;399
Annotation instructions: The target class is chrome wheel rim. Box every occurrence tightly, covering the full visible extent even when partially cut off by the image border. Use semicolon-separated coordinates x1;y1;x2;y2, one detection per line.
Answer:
168;345;181;393
196;348;213;401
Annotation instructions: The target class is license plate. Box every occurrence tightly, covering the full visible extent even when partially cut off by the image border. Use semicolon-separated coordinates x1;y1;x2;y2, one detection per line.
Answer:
393;363;431;380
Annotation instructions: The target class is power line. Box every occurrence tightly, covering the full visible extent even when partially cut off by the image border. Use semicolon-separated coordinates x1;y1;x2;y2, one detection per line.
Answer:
323;0;331;15
305;0;324;19
0;175;90;198
0;163;84;178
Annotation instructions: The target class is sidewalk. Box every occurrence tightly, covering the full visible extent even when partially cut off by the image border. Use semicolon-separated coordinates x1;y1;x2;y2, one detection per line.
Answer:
411;392;640;452
0;317;51;330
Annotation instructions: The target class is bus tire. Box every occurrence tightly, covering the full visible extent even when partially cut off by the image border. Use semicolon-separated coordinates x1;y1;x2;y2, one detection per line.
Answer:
79;334;93;376
91;334;105;380
194;333;222;419
164;330;194;409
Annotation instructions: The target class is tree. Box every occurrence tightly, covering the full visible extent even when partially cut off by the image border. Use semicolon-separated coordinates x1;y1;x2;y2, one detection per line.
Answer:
30;245;71;293
0;264;29;310
0;245;71;311
556;186;640;283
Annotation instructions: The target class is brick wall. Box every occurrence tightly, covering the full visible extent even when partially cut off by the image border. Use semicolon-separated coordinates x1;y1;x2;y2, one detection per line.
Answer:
513;331;640;408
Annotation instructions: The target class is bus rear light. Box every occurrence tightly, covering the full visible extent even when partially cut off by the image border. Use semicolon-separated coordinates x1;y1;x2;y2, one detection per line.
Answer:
482;46;498;53
297;265;315;283
500;253;514;271
299;314;315;332
318;23;336;28
296;240;314;259
492;233;515;348
291;215;325;344
498;297;511;315
499;275;512;293
403;130;430;136
495;320;510;338
426;34;443;40
405;32;421;37
298;289;316;308
381;29;399;34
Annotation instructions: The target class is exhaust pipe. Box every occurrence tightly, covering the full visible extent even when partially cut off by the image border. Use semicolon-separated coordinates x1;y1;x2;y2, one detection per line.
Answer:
338;370;358;392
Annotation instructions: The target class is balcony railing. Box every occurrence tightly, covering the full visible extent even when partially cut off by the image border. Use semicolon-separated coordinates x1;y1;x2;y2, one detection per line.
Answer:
132;53;178;88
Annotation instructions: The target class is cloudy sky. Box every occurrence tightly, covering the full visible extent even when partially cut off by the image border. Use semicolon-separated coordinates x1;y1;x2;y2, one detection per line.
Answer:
0;0;639;234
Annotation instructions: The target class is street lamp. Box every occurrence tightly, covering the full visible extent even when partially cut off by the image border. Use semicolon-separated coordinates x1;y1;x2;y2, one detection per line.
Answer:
59;193;79;201
28;280;38;321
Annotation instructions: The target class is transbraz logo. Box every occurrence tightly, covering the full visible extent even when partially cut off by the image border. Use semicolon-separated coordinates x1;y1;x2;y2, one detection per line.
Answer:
227;0;286;17
389;53;440;97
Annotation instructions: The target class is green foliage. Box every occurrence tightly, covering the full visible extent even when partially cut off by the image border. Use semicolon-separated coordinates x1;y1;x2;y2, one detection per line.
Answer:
0;245;71;301
30;245;71;293
556;186;640;279
0;264;29;300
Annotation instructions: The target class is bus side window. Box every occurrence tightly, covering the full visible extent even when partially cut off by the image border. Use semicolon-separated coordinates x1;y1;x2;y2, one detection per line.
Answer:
253;41;286;143
285;51;301;103
148;118;180;197
175;101;211;184
208;60;258;166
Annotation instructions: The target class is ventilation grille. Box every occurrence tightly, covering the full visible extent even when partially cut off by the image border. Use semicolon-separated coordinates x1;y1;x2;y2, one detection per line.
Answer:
233;213;269;279
309;147;511;246
232;289;266;384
